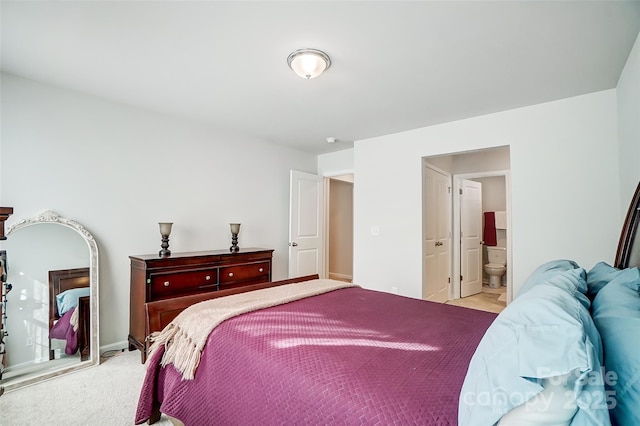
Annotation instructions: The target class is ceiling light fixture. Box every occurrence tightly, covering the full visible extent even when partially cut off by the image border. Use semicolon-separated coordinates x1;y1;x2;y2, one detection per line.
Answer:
287;48;331;79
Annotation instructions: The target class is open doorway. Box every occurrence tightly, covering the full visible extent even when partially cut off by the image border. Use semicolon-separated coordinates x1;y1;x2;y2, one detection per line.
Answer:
422;146;512;310
453;172;511;309
288;171;354;281
326;175;354;282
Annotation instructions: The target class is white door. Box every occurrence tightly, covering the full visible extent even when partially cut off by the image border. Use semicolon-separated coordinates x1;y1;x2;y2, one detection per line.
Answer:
422;166;451;302
460;179;483;297
289;170;325;278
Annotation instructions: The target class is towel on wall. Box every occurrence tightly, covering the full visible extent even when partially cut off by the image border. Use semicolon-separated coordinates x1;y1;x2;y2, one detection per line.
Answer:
483;212;497;246
494;211;507;230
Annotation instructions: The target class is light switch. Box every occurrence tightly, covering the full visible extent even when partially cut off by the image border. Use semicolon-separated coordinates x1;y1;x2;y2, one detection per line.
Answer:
370;225;380;236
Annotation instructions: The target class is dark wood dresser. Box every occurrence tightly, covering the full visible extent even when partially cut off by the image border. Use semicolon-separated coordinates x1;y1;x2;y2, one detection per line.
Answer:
128;247;274;362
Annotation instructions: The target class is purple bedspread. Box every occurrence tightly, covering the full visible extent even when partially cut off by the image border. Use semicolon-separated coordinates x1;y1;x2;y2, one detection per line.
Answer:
136;287;496;425
48;308;78;355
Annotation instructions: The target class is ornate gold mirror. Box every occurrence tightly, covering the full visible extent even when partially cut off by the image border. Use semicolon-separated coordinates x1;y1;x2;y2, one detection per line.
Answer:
0;211;99;393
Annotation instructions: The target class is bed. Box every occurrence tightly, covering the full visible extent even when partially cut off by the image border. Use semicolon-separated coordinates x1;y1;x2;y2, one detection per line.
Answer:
48;267;91;362
136;182;640;426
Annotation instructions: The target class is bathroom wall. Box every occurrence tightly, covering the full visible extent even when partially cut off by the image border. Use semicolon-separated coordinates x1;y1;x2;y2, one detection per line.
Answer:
475;176;507;248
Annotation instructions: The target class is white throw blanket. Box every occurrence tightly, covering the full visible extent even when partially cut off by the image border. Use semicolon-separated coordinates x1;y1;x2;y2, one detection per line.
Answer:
70;307;79;332
148;279;356;380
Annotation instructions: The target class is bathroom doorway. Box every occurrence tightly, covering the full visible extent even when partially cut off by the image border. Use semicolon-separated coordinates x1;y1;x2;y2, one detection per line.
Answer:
453;172;510;305
422;146;512;307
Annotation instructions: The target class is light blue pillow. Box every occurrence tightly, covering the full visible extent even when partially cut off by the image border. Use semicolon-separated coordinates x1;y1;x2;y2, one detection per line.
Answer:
518;259;590;310
56;287;90;316
518;259;582;296
591;268;640;426
586;262;621;300
459;265;610;426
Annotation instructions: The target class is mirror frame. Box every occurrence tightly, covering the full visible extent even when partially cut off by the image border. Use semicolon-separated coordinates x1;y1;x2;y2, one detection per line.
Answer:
615;182;640;270
1;210;99;392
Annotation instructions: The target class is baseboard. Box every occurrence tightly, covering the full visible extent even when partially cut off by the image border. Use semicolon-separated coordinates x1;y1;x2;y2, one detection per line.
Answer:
329;272;353;282
2;359;39;372
100;340;128;355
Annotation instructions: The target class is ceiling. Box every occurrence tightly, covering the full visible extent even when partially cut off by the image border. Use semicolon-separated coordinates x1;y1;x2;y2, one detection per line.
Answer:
2;1;640;155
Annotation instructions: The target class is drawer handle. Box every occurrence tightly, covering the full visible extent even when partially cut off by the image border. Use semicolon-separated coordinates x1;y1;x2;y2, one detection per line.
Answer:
205;275;211;281
163;281;170;287
259;268;264;272
228;272;234;277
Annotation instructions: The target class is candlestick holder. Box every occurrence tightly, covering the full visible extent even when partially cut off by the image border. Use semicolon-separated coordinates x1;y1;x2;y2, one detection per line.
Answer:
230;223;241;252
158;222;173;257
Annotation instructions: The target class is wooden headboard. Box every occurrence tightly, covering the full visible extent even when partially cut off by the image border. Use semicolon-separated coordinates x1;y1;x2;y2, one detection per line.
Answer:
615;182;640;269
48;267;90;361
48;267;90;322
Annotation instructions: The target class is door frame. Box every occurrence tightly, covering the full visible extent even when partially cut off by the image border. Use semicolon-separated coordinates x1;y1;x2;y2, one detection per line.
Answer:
321;170;354;280
452;170;512;303
321;170;355;282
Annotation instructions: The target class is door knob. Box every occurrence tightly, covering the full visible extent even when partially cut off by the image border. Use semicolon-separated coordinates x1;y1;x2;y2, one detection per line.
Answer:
290;242;298;247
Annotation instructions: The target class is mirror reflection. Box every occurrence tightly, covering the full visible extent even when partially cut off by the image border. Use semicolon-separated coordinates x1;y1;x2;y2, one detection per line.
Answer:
0;211;98;393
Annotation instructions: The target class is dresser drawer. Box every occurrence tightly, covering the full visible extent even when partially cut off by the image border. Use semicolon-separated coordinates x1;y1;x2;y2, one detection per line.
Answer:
219;262;270;287
130;248;274;363
149;268;218;299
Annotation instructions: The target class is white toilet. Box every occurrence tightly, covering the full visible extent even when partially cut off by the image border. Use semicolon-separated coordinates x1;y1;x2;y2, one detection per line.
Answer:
484;246;507;288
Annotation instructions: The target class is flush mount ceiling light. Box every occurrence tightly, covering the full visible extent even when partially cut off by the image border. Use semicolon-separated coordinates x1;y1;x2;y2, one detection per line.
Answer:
287;48;331;79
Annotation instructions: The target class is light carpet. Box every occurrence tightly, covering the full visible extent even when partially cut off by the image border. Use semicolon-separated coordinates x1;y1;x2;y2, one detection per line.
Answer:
0;350;172;426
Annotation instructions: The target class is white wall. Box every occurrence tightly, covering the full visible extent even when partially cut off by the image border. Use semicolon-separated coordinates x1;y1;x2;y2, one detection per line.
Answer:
476;176;507;213
617;32;640;210
353;90;620;299
318;149;354;176
0;73;316;348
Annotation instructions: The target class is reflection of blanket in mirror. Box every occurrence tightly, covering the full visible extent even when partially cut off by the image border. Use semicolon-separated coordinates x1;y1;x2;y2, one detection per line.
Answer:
70;307;79;331
49;308;78;355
